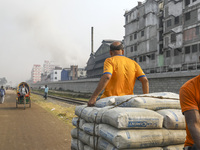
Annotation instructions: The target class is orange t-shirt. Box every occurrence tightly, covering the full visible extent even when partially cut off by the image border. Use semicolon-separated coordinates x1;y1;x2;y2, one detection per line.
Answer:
101;55;145;98
179;75;200;147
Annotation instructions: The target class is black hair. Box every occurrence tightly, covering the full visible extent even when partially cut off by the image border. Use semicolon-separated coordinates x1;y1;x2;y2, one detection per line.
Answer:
110;43;124;51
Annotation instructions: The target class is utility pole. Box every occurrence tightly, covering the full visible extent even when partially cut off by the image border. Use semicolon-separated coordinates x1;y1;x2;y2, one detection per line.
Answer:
91;27;94;54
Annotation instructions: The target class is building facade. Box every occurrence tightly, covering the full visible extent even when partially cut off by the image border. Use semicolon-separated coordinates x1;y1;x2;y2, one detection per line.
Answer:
31;64;42;83
124;0;200;73
50;69;62;82
43;60;55;75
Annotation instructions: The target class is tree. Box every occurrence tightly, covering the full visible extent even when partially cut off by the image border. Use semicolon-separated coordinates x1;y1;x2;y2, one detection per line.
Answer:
0;77;7;86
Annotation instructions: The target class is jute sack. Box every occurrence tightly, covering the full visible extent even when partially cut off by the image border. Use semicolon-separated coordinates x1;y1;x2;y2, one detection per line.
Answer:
157;109;185;129
115;97;180;110
71;138;84;150
101;107;163;129
98;124;186;149
71;128;90;145
82;123;99;136
163;144;184;150
72;117;86;130
95;96;117;108
75;105;101;122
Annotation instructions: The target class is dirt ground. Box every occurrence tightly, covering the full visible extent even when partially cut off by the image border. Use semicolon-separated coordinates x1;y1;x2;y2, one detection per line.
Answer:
0;90;72;150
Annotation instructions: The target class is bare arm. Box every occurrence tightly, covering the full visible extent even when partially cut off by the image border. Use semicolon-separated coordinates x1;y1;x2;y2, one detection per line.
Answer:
139;77;149;94
184;109;200;149
88;74;111;107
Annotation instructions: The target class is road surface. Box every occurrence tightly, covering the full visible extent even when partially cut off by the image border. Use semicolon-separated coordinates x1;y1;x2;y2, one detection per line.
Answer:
0;90;72;150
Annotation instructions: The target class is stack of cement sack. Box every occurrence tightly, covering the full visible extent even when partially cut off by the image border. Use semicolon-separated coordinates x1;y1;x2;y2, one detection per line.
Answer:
71;92;185;150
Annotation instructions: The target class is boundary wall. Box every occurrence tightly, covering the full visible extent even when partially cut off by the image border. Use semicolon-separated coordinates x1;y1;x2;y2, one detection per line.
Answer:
30;71;200;94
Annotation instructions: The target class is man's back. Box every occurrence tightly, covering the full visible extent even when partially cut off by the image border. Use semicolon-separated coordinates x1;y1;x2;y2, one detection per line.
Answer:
101;55;145;98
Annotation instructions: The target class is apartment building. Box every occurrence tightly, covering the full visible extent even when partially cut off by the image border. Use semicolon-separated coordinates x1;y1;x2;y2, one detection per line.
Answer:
124;0;200;73
31;64;42;83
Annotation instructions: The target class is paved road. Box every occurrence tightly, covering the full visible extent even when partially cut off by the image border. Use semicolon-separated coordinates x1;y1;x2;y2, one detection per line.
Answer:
0;90;71;150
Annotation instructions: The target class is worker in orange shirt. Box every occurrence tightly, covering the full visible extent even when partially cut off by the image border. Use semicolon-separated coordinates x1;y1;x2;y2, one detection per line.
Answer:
88;41;149;107
180;75;200;150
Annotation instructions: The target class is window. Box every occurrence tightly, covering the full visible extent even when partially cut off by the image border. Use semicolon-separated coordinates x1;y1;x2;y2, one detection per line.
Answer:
55;77;57;79
159;31;163;41
131;46;133;52
175;16;179;24
134;57;137;62
167;19;171;27
185;0;190;6
196;26;199;35
134;33;137;39
185;12;191;21
159;16;163;28
159;44;163;54
134;45;137;51
141;30;144;37
193;0;197;2
126;16;128;23
143;55;146;61
192;44;198;53
151;54;155;60
55;71;57;74
166;50;171;57
130;35;132;41
171;33;176;43
139;56;142;62
185;46;190;54
174;49;179;56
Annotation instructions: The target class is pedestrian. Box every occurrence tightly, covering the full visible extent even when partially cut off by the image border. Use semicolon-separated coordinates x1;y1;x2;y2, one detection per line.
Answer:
88;41;149;107
0;86;6;104
180;75;200;150
44;85;48;100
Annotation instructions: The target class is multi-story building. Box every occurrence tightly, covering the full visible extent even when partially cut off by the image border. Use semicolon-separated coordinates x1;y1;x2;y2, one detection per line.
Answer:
50;67;62;82
124;0;200;73
43;60;55;75
124;0;159;73
86;40;121;78
31;64;42;83
77;68;87;79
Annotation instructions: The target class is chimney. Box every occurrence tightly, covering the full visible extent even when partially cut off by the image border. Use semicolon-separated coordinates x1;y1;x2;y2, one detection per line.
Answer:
91;27;94;54
138;1;142;6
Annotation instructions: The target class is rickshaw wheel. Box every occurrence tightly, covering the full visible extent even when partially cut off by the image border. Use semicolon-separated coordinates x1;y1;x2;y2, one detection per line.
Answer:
24;98;26;110
16;100;18;108
29;98;31;108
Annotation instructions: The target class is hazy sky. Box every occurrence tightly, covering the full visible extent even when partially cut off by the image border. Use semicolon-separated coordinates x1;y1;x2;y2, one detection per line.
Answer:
0;0;138;86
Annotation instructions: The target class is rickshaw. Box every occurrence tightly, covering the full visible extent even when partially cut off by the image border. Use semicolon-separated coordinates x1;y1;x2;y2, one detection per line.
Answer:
16;82;31;109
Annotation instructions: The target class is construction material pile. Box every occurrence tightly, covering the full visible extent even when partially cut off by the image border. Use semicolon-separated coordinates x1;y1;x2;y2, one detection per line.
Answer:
71;92;185;150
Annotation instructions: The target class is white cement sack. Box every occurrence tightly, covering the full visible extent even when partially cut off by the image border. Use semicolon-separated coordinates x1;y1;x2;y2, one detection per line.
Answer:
84;145;94;150
82;123;99;136
88;136;164;150
143;92;179;99
101;107;163;129
98;124;186;149
71;138;84;150
72;117;86;130
163;144;184;150
75;105;101;122
71;128;90;145
115;97;180;110
95;96;117;108
72;117;78;127
95;106;113;123
157;109;185;129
